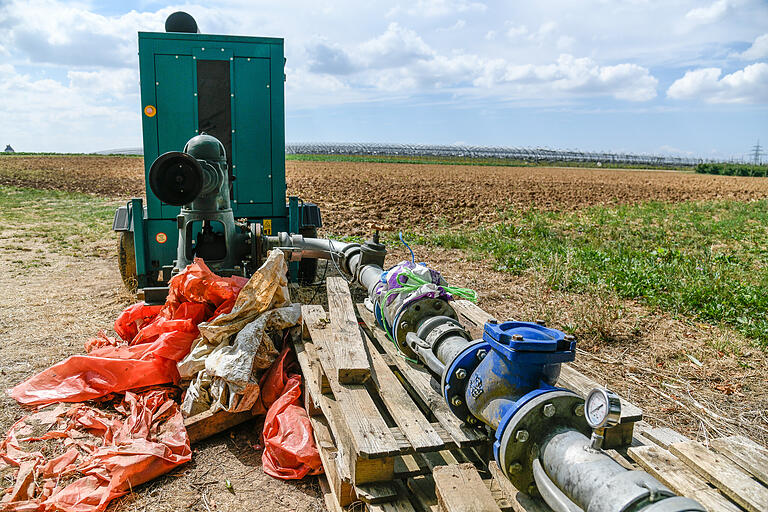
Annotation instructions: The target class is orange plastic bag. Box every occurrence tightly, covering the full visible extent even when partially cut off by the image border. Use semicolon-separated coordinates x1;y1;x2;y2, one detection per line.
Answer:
258;345;323;480
0;389;191;512
11;260;246;407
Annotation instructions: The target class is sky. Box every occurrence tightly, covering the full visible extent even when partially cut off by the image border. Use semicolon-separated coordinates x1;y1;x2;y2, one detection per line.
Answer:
0;0;766;159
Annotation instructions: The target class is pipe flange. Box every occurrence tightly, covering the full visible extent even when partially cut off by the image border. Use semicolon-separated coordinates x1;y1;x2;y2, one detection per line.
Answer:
496;390;590;494
393;298;457;358
441;340;490;424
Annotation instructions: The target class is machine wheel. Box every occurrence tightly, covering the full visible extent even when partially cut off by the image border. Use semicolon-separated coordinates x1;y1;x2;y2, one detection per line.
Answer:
298;226;319;285
117;231;138;292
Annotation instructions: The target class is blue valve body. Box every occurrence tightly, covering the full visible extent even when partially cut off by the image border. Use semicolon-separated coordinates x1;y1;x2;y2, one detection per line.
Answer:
442;321;576;464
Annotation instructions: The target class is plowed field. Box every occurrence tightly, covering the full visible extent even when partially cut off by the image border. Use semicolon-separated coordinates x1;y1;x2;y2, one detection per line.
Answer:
3;156;768;235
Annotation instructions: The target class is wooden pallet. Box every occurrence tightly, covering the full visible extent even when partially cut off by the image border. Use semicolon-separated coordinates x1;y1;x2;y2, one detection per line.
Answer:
294;279;525;511
296;287;768;512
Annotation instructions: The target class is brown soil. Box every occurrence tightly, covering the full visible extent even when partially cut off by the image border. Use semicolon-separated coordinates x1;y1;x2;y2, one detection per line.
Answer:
289;161;768;235
3;156;768;236
0;156;145;197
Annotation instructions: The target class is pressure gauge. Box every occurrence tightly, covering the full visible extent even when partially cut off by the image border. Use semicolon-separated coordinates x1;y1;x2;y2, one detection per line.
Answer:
584;388;621;429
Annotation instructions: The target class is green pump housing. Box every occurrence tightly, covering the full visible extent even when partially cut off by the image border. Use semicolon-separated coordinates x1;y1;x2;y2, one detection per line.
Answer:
113;18;321;288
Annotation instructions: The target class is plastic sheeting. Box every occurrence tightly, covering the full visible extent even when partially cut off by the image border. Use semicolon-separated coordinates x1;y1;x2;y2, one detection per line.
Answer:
10;260;247;406
0;389;191;512
178;250;296;415
4;250;320;512
258;346;323;480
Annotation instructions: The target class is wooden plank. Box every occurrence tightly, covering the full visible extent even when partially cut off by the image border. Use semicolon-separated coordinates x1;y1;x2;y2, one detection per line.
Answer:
367;337;446;452
433;463;503;512
368;482;419;512
452;300;494;338
604;449;636;470
634;421;691;449
408;475;441;512
293;337;324;416
303;305;401;463
670;441;768;512
396;454;428;478
318;476;345;512
357;304;486;447
309;414;356;507
711;436;768;486
602;421;635;449
326;276;371;383
356;482;398;504
488;461;552;512
184;407;256;444
628;444;743;512
484;477;516;512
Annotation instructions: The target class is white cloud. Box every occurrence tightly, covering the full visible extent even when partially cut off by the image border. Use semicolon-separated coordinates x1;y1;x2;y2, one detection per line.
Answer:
0;64;139;151
474;54;658;101
734;33;768;60
1;1;227;68
667;63;768;103
303;23;657;102
389;0;486;18
67;68;138;100
506;22;557;43
437;20;466;31
506;25;528;38
358;23;435;67
685;0;731;24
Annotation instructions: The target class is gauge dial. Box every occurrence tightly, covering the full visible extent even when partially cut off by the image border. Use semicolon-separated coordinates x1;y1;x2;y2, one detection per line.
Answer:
584;388;621;429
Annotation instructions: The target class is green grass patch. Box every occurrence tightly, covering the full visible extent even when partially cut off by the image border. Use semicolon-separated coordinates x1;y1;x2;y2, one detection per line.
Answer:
286;153;692;171
0;186;118;258
696;162;768;177
411;200;768;347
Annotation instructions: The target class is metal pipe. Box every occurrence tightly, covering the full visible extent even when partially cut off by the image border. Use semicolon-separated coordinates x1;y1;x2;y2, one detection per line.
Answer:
434;334;471;367
532;459;582;512
263;233;705;512
541;430;627;508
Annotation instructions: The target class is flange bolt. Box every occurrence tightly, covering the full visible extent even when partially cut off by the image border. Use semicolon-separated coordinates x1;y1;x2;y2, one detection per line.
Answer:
542;403;556;417
515;430;529;443
512;334;524;341
455;369;467;380
488;318;498;324
535;319;546;326
574;405;585;417
508;462;522;474
451;396;463;407
527;484;538;496
476;349;488;360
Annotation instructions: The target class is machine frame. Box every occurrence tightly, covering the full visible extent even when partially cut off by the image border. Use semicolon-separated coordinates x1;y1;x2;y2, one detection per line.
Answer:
113;29;320;287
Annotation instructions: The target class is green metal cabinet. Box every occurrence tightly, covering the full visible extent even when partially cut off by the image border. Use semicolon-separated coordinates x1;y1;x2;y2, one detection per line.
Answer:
139;31;286;221
114;29;317;286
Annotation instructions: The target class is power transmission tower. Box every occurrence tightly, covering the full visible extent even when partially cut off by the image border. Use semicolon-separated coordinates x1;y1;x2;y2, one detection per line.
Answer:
751;140;765;164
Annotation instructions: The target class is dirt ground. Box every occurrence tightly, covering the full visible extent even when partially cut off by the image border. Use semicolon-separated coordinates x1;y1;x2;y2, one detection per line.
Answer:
1;157;767;511
3;156;768;235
